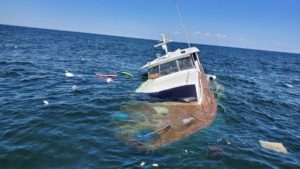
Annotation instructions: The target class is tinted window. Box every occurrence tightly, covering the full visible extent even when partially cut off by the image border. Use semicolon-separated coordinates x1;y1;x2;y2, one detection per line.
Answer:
178;57;194;70
160;60;178;76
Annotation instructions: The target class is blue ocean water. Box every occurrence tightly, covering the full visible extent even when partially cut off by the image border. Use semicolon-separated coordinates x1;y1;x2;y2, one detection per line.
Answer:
0;24;299;169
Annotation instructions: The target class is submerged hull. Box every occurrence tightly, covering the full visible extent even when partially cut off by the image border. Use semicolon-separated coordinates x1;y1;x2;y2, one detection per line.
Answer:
113;70;217;149
148;84;197;101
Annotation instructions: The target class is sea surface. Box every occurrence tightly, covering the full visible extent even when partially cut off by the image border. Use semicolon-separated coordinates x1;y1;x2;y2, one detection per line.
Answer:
0;24;299;169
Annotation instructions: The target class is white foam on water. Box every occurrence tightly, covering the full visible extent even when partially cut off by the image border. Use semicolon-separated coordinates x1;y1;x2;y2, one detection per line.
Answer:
211;81;226;99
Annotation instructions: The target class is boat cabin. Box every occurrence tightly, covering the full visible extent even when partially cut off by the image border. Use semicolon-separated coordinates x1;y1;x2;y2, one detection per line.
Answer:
147;49;200;79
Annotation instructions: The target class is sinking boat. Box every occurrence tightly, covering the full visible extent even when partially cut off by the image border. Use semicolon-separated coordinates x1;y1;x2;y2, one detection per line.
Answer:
113;33;218;149
136;33;204;103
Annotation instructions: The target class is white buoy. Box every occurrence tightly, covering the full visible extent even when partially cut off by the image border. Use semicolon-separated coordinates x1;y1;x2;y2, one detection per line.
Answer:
72;85;79;91
43;100;49;105
106;78;113;83
65;70;74;77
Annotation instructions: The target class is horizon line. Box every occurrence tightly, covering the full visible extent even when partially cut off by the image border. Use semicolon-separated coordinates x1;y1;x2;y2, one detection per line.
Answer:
1;23;299;55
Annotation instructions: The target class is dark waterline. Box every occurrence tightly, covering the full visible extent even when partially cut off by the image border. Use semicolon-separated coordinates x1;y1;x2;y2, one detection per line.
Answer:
0;24;299;169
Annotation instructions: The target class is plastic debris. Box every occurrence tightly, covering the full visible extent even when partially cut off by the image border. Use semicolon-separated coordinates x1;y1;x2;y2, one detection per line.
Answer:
96;74;117;79
182;97;197;103
259;140;288;153
217;138;231;145
140;161;146;167
72;85;79;91
112;111;131;121
284;83;294;88
43;100;49;105
120;72;133;78
153;106;169;118
65;70;74;77
184;149;188;154
152;163;159;167
182;117;194;125
106;78;113;83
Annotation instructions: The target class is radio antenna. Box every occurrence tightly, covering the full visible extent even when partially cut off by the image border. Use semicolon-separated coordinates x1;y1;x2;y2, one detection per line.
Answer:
174;0;191;47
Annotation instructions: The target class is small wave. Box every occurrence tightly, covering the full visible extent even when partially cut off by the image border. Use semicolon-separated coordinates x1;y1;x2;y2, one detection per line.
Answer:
4;43;18;49
0;71;22;77
20;75;48;82
0;61;8;65
10;61;35;66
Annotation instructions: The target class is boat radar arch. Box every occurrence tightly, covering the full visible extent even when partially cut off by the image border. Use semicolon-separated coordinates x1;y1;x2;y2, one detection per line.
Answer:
154;33;172;55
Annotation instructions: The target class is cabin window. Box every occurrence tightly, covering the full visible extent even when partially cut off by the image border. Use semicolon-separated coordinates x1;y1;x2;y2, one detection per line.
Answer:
148;66;159;79
178;57;194;70
160;60;179;76
192;53;198;61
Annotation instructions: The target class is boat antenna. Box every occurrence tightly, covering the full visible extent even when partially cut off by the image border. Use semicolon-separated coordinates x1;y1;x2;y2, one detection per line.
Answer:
174;0;191;47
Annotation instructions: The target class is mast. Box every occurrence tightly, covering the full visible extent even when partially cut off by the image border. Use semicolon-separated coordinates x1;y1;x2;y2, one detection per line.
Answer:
154;33;172;55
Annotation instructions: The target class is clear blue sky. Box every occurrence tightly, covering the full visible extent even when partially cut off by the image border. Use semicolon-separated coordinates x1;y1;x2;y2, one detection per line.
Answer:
1;0;299;53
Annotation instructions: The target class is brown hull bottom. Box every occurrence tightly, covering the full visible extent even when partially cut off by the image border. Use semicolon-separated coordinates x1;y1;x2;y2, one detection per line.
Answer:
113;71;217;149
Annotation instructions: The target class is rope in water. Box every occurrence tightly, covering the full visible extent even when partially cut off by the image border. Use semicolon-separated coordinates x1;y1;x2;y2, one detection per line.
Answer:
140;124;171;138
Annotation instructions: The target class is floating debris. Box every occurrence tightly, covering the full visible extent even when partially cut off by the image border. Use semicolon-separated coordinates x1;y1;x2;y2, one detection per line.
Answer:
217;138;231;145
153;106;169;118
284;83;294;88
43;100;49;105
106;78;113;83
96;74;117;79
259;140;288;153
152;163;159;167
72;85;79;91
182;97;197;103
112;111;131;122
140;161;146;167
182;117;194;125
120;71;133;78
208;145;224;159
65;70;74;77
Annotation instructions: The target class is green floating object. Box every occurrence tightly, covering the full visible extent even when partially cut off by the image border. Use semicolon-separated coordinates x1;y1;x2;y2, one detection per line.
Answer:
120;72;133;78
